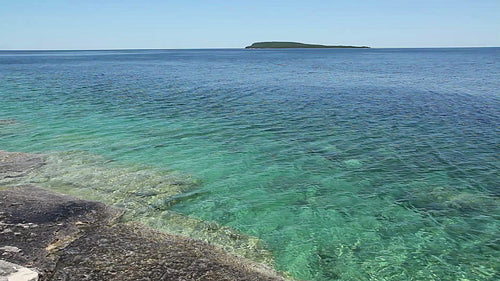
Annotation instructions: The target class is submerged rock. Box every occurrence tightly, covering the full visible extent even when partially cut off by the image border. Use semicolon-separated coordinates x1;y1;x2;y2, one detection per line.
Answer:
395;186;499;216
342;159;362;169
3;150;276;266
0;151;287;280
0;119;18;125
0;151;45;184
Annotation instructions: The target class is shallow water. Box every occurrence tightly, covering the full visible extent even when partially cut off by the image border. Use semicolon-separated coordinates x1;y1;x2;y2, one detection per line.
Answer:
1;48;499;280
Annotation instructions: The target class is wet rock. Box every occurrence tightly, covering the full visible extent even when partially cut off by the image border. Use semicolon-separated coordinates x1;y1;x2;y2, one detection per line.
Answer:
52;222;284;281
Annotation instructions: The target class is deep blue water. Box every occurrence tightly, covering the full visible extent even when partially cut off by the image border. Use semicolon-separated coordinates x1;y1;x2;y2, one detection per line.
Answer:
1;48;499;280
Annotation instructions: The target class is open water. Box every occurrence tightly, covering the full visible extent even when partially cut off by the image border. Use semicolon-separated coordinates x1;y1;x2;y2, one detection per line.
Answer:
0;48;499;280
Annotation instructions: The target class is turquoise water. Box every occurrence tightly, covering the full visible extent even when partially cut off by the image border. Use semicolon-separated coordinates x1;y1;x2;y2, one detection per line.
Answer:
1;48;499;280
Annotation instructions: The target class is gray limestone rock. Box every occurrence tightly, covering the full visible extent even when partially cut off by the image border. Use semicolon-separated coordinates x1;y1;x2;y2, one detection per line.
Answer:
0;259;38;281
0;185;285;281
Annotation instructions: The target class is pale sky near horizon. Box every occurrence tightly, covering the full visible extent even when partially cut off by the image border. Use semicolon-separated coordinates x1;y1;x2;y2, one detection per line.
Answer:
1;0;499;50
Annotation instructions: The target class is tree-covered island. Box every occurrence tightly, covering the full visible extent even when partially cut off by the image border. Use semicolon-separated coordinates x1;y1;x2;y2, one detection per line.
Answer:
245;42;370;49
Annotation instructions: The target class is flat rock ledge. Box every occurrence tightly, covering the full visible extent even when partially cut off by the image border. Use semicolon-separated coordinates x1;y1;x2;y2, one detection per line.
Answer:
0;259;39;281
0;151;286;281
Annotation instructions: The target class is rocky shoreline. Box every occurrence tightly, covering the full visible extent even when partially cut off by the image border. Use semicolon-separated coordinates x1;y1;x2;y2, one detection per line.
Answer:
0;151;287;281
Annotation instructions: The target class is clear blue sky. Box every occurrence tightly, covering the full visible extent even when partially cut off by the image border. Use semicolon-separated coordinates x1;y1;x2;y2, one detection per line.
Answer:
1;0;499;49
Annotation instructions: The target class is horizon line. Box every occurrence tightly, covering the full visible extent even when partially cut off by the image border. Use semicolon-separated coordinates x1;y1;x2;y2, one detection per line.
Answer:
1;46;499;52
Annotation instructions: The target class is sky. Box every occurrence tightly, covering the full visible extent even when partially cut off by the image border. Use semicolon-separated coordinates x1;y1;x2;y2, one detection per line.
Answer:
0;0;499;50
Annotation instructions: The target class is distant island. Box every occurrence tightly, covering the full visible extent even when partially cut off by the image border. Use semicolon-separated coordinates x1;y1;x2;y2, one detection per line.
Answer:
245;42;370;49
